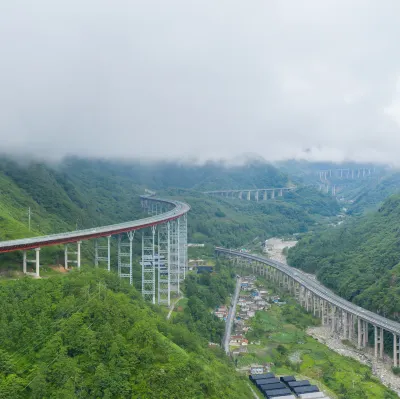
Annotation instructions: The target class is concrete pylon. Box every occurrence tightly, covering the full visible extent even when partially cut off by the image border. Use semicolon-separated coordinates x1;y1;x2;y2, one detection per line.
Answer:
77;241;81;268
23;250;27;274
255;191;259;202
263;190;267;200
247;191;251;201
394;334;400;367
374;325;384;359
35;248;40;277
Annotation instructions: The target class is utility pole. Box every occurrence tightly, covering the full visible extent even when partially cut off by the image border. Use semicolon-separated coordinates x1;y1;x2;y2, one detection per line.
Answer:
28;207;31;231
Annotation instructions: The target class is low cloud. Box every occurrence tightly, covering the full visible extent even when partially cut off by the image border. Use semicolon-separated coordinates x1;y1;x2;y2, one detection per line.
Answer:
1;1;400;164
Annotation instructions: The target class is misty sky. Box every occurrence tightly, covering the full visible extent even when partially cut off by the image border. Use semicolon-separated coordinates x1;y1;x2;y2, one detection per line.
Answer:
1;1;400;164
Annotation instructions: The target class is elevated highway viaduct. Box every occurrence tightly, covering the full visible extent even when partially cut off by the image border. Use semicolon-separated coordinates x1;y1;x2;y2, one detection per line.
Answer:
216;247;400;368
0;196;190;307
204;187;295;201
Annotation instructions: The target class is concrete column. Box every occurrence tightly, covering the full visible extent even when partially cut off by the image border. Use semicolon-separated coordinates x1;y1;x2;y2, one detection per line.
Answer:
331;305;336;332
247;191;251;201
374;326;384;358
77;241;81;268
64;245;68;270
23;250;27;274
35;248;40;277
107;235;111;272
364;321;368;347
255;191;259;202
394;334;400;367
271;190;275;199
349;314;354;341
94;240;98;267
263;190;267;200
358;318;362;348
321;301;326;325
343;311;348;339
279;189;283;197
128;232;134;285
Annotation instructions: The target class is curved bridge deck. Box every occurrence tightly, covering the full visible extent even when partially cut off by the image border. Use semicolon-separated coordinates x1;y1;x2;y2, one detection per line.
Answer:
0;196;190;307
0;197;190;253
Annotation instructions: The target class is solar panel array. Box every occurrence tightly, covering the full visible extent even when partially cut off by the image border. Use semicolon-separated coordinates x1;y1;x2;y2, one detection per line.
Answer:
249;373;330;399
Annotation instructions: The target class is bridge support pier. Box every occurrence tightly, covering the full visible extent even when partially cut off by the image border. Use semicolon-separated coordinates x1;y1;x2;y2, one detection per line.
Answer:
158;222;171;306
118;232;134;285
255;191;259;202
247;191;251;201
358;319;368;348
374;326;384;359
142;226;156;304
95;235;111;271
179;214;187;280
35;248;40;277
169;219;180;294
64;242;81;270
394;334;400;367
23;250;27;274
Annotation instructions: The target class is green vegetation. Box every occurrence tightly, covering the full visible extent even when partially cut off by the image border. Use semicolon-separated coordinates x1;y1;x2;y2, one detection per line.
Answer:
288;194;400;320
173;260;236;342
169;188;339;249
236;281;397;399
0;269;251;398
348;172;400;215
0;156;339;270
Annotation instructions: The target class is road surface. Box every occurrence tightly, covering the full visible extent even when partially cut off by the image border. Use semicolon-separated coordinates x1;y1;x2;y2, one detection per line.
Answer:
223;276;242;354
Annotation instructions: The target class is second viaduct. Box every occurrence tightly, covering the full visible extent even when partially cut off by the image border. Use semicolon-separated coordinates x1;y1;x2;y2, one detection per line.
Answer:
216;247;400;368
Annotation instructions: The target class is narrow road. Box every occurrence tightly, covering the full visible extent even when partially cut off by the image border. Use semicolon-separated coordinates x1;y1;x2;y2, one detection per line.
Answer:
223;276;242;354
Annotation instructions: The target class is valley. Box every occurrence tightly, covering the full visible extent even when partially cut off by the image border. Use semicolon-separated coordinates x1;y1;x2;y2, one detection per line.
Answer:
0;157;400;398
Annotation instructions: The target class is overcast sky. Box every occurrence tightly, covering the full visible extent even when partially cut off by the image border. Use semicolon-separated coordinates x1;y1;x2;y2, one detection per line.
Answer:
1;1;400;164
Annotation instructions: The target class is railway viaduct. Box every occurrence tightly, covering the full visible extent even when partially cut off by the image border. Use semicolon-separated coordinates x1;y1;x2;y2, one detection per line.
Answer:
216;247;400;368
0;195;190;307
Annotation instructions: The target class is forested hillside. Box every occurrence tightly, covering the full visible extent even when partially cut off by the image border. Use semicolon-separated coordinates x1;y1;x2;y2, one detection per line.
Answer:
165;186;339;248
287;194;400;320
61;156;288;191
348;171;400;214
0;156;339;268
0;269;251;398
